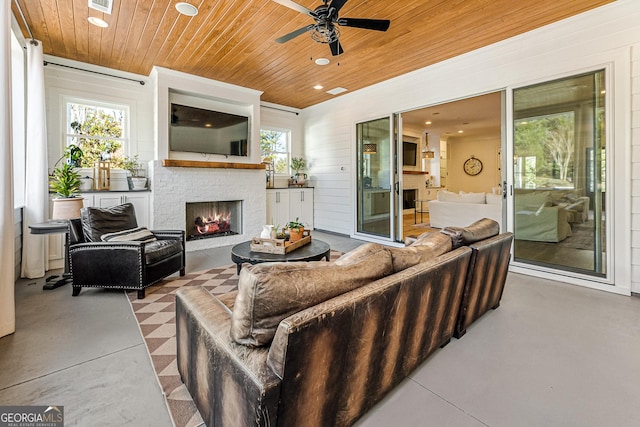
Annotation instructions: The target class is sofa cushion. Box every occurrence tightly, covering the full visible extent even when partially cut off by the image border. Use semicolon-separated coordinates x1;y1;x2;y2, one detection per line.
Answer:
389;232;452;273
514;191;551;211
437;190;462;202
486;193;502;205
101;227;157;243
231;243;393;347
80;203;138;242
441;218;500;248
459;191;486;204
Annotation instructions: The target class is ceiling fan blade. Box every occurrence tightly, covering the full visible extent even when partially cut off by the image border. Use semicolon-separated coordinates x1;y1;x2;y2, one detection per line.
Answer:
329;39;344;56
271;0;315;17
328;0;348;15
338;18;390;31
275;25;314;43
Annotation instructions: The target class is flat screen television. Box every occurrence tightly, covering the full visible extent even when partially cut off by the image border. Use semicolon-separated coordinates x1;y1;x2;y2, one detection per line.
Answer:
403;141;417;166
170;103;249;156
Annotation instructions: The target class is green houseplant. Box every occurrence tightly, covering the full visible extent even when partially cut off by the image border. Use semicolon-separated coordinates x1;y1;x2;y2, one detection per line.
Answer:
290;157;307;185
122;155;147;190
285;217;306;242
50;145;84;219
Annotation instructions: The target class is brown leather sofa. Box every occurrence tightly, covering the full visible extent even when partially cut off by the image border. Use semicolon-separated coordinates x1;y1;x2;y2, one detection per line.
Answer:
176;219;512;427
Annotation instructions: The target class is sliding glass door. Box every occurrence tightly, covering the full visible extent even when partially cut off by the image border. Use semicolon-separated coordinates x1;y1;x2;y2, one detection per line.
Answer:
356;117;395;239
512;70;607;277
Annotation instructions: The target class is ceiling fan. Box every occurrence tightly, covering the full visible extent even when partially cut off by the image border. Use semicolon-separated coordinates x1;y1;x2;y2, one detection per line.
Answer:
272;0;390;56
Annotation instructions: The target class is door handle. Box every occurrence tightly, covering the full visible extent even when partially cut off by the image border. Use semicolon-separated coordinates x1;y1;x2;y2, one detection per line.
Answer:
502;181;507;199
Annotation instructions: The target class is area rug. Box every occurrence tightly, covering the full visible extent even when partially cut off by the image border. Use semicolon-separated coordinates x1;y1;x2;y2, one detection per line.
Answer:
127;250;343;427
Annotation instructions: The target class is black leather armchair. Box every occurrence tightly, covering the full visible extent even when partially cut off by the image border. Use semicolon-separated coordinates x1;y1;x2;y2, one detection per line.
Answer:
68;203;185;299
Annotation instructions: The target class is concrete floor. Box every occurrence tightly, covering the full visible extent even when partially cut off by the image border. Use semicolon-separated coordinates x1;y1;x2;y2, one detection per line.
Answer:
1;230;640;426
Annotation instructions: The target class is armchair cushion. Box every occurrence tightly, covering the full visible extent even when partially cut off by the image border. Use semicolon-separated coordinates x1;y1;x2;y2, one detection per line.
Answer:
101;226;157;243
144;239;183;265
81;203;138;242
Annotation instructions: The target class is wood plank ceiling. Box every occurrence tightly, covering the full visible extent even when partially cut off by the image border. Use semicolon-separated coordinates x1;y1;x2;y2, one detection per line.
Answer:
12;0;614;109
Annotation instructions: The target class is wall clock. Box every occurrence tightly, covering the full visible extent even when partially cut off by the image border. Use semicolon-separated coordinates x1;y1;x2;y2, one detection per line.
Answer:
463;156;483;176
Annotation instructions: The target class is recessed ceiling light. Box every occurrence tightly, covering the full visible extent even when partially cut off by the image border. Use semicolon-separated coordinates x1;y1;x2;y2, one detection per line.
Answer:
88;17;109;28
313;84;323;90
458;130;464;133
176;2;198;16
326;87;347;95
315;58;330;66
425;121;432;125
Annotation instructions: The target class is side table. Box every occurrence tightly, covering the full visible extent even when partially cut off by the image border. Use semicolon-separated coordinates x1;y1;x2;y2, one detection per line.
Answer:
29;220;72;290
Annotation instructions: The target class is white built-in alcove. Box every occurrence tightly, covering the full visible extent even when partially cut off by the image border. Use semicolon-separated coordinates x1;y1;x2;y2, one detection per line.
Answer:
149;67;266;250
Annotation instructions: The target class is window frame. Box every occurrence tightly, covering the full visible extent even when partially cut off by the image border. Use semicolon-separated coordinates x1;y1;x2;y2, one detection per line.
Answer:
62;95;131;166
260;126;291;175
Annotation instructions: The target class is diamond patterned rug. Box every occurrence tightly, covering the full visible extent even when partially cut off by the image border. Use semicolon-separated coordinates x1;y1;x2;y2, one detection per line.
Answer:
127;250;343;427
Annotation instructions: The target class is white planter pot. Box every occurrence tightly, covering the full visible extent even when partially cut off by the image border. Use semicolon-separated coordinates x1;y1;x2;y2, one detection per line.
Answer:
51;197;84;220
130;177;148;190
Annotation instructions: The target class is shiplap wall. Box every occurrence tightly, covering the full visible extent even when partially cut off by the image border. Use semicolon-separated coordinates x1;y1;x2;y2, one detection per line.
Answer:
303;0;639;294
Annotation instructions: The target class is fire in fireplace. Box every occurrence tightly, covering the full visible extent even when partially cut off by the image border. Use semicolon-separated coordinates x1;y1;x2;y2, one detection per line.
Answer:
185;201;242;241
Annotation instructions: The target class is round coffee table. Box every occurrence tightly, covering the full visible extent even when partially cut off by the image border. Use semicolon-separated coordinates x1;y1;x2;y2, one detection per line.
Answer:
231;239;331;274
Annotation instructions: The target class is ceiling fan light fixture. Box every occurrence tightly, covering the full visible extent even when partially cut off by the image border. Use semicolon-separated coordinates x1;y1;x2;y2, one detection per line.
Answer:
175;2;199;16
315;58;330;66
88;16;109;28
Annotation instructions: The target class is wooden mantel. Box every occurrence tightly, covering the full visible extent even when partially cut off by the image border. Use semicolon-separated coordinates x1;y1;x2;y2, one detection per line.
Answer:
162;159;266;169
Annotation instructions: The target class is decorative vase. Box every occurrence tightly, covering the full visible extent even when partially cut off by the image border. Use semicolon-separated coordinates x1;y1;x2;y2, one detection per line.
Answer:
261;225;274;239
131;177;147;190
294;173;307;185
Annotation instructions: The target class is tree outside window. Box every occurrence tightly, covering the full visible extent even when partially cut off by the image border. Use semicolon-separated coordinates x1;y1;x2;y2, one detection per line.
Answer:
260;128;290;174
514;112;575;188
66;101;128;168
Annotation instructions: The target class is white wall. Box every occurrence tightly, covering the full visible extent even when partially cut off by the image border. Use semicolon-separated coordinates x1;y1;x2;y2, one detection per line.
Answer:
302;0;639;294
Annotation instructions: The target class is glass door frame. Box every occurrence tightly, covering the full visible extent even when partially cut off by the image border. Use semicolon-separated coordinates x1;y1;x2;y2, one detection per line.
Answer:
504;65;615;287
353;115;397;243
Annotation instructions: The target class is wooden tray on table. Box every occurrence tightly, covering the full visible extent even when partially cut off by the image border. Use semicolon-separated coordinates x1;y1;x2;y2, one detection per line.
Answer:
250;232;311;254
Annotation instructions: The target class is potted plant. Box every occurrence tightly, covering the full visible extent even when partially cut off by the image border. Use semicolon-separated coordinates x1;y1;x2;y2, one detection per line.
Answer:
290;157;307;185
122;155;147;190
285;218;306;242
50;145;84;219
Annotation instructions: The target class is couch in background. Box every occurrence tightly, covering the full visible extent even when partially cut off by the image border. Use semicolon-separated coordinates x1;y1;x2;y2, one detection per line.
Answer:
176;219;512;427
428;190;503;231
514;190;575;242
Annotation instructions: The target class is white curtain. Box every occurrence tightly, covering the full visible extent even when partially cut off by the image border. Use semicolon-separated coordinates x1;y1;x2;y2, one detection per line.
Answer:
1;0;16;337
20;40;49;278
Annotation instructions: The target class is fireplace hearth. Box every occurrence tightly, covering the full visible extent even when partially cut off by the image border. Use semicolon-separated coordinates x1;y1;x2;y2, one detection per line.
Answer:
185;201;242;241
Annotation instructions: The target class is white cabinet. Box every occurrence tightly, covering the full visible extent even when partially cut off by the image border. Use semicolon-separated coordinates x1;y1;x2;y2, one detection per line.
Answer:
266;188;314;229
288;188;314;229
266;189;290;229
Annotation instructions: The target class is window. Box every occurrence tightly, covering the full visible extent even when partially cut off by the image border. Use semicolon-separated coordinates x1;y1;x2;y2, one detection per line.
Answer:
260;128;290;174
65;99;129;168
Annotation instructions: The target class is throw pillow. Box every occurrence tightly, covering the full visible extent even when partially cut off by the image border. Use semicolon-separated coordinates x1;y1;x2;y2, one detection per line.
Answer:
101;227;157;243
486;193;502;205
231;243;393;347
389;232;452;273
442;218;500;246
80;203;139;242
459;192;486;204
437;190;462;203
